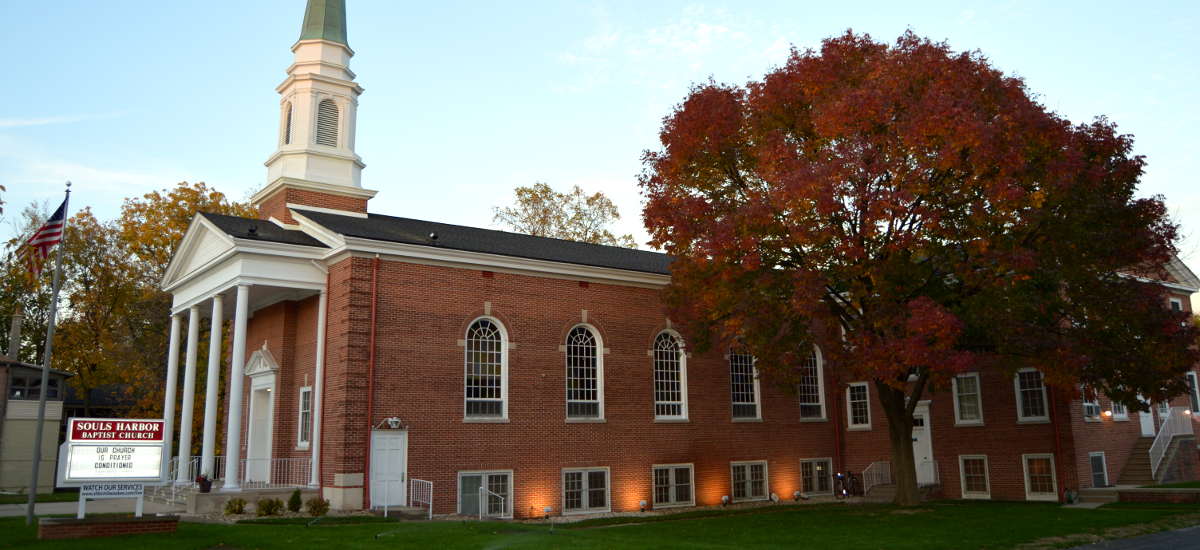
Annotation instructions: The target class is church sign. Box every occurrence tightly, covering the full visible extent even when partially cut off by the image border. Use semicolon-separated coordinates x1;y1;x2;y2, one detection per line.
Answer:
59;418;166;484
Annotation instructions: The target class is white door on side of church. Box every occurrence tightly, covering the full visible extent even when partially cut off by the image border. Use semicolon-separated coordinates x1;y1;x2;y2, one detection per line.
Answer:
370;430;408;509
912;403;936;486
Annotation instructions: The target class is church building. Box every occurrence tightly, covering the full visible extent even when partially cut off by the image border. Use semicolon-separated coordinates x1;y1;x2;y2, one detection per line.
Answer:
159;0;1200;517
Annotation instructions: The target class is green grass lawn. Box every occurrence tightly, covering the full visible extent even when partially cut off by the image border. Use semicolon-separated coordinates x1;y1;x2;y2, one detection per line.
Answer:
0;492;79;505
2;500;1197;549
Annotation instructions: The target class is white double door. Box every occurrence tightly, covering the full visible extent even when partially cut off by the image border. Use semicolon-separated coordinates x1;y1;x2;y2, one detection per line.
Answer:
370;430;408;508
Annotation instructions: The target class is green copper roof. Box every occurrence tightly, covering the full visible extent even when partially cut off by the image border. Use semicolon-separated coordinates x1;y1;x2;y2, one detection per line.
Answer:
299;0;348;46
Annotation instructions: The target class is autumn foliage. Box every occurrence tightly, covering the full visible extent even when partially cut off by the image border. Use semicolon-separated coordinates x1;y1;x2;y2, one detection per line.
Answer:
641;31;1197;504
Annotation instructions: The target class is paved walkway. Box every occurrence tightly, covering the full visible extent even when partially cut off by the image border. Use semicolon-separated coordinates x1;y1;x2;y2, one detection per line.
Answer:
1070;525;1200;549
0;498;184;517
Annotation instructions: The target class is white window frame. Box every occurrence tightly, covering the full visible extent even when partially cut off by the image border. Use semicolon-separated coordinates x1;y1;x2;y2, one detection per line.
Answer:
800;458;833;495
1169;297;1184;312
651;463;695;508
456;469;514;518
562;467;611;514
730;460;769;502
729;349;761;421
1111;399;1128;421
463;316;509;422
1088;452;1109;488
565;324;605;421
296;385;312;449
1081;386;1101;422
846;382;871;430
652;330;689;421
1014;368;1050;423
1022;453;1058;501
952;373;984;426
1187;372;1200;413
958;455;991;499
798;346;827;421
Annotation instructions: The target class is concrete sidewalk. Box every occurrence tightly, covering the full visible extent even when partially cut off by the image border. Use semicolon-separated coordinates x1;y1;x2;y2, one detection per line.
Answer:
0;498;184;517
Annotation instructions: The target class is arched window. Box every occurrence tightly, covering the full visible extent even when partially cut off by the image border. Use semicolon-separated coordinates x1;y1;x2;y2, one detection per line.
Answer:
797;346;825;420
315;99;339;146
729;348;760;420
653;332;687;419
465;318;506;419
566;326;603;419
282;102;293;145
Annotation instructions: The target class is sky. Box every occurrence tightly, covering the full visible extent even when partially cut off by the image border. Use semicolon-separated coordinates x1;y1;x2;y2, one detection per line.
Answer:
2;1;1198;262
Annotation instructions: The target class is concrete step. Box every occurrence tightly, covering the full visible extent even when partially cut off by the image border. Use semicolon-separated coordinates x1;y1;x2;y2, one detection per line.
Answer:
372;506;429;520
1078;489;1119;503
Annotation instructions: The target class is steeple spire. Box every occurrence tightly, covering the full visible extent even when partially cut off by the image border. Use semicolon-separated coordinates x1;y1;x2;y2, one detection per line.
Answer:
299;0;348;47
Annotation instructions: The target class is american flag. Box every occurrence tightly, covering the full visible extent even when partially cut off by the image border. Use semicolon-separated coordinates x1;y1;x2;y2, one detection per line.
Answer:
19;197;68;277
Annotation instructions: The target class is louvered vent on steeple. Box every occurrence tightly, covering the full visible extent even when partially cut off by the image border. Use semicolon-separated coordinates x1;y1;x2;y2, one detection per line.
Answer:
282;102;293;145
316;99;339;146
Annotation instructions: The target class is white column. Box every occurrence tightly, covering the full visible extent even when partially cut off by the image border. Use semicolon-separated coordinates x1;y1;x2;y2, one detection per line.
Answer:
222;285;251;491
200;294;224;477
161;314;182;480
175;305;201;483
310;289;327;487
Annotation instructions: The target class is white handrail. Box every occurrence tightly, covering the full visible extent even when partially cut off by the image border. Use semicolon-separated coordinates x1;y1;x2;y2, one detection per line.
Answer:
478;486;505;520
1150;406;1194;478
862;461;892;495
410;479;433;520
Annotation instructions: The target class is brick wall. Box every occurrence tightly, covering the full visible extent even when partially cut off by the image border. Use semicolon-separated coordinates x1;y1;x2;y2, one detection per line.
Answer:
256;187;368;224
38;516;179;540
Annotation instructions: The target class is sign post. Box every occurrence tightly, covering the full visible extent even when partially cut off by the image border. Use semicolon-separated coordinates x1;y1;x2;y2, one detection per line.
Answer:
56;418;166;519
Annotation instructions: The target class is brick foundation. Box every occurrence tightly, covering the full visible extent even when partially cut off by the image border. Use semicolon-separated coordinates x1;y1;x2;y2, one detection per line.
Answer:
38;516;179;540
1118;489;1200;504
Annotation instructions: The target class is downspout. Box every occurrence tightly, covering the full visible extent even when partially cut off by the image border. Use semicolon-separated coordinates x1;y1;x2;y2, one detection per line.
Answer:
1048;386;1067;503
362;255;380;509
832;384;845;474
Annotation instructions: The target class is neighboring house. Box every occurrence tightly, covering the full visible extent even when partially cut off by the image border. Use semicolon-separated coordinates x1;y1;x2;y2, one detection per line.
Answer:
157;0;1200;517
0;359;71;491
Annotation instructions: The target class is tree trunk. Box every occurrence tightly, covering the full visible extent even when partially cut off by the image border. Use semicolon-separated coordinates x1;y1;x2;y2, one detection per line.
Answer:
876;382;920;506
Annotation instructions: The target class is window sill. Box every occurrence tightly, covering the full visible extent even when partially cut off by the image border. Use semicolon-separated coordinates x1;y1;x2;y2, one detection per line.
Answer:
962;493;991;500
463;417;510;423
296;444;311;451
847;425;872;431
562;507;612;516
732;497;770;504
565;418;607;424
732;417;763;423
1017;418;1050;425
654;417;690;423
1026;494;1058;502
798;417;828;423
1113;417;1130;422
954;421;984;427
652;501;694;509
1084;417;1102;423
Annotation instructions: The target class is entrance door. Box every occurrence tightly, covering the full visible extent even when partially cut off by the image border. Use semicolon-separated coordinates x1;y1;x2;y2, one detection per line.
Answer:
370;430;408;509
912;403;935;485
246;387;274;483
1138;395;1156;437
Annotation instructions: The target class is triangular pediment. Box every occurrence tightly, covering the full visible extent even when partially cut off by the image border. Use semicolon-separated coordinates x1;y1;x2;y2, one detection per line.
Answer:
161;215;237;290
245;343;280;377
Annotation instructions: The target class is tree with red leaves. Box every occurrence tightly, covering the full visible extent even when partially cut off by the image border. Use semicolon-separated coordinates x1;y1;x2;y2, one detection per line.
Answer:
641;31;1198;506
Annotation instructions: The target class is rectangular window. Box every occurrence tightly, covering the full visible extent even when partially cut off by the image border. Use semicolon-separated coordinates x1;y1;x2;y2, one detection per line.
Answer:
1111;399;1128;420
729;350;760;420
1170;297;1183;312
1081;386;1100;421
959;455;990;499
297;386;313;448
846;383;870;429
1187;372;1200;413
797;348;825;420
1015;369;1048;422
458;471;512;518
7;375;59;400
730;461;768;502
953;373;983;425
1089;452;1108;488
800;458;832;495
652;464;694;507
563;468;609;514
1022;454;1057;501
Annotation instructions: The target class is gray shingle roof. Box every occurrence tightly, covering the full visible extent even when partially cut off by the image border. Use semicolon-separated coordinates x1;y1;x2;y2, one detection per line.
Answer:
295;209;673;275
200;212;327;248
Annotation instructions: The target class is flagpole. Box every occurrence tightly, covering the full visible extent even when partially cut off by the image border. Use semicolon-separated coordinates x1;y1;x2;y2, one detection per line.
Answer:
25;182;70;526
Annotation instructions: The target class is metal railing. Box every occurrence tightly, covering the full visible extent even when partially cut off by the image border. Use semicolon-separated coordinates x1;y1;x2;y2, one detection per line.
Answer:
410;479;433;520
478;486;506;520
167;456;311;489
917;460;940;487
1150;406;1194;478
862;461;892;495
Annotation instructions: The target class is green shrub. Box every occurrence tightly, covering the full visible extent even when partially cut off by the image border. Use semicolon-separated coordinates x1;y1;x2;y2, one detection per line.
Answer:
305;497;331;517
288;489;303;513
256;497;284;517
224;497;247;515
